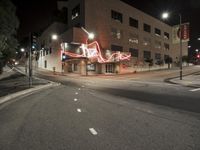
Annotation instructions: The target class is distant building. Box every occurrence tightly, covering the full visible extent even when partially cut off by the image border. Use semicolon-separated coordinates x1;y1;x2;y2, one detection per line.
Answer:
37;0;189;75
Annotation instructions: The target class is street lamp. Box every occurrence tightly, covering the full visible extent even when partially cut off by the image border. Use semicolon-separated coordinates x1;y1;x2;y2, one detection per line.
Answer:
52;34;58;40
81;27;95;76
21;48;25;52
162;12;183;80
196;49;199;53
197;38;200;41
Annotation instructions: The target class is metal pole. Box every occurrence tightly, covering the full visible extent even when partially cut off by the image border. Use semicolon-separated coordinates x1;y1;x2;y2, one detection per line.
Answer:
29;33;32;87
179;14;183;80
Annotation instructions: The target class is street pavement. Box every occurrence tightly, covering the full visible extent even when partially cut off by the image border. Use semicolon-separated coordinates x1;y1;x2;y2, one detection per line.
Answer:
0;65;200;149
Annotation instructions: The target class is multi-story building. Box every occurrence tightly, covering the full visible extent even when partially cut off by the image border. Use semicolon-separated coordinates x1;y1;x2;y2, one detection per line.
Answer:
37;0;188;75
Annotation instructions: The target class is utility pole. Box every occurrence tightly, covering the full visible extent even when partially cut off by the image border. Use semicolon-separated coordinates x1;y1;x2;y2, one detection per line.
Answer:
29;33;33;87
179;14;183;80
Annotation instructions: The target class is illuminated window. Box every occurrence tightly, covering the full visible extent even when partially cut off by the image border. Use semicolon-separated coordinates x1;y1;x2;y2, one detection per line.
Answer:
129;48;139;57
143;51;151;59
111;10;123;23
129;17;138;28
72;5;80;20
164;32;170;39
143;23;151;33
129;33;139;44
111;28;123;39
143;37;151;46
164;43;170;50
87;64;96;71
155;28;161;36
155;40;162;49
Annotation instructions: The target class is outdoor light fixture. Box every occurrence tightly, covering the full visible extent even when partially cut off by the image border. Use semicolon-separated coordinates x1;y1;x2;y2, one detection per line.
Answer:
198;38;200;41
88;33;95;40
188;45;191;48
21;48;25;52
162;12;169;19
196;49;199;52
52;34;58;40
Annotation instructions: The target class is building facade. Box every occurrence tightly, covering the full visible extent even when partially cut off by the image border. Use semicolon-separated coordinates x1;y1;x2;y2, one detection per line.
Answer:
37;0;188;75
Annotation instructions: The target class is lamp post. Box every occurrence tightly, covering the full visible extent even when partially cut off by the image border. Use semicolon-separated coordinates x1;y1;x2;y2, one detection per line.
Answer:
162;12;183;80
81;27;95;76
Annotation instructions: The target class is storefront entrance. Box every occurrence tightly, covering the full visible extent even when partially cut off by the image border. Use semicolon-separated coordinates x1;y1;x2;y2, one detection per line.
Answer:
105;64;114;73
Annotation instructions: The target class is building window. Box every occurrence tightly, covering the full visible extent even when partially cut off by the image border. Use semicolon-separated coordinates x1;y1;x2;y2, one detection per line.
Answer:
129;48;139;57
111;44;123;52
143;51;151;59
46;49;49;55
143;37;151;46
40;51;42;57
106;64;114;73
87;64;96;71
44;60;47;68
155;28;161;36
155;40;162;49
72;4;80;20
129;17;138;28
129;33;139;44
49;48;52;54
143;23;151;33
111;28;123;39
164;43;170;50
111;10;123;23
164;32;170;39
155;53;161;60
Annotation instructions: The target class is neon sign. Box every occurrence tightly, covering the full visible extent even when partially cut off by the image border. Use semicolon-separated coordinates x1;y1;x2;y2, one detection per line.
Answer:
61;41;131;63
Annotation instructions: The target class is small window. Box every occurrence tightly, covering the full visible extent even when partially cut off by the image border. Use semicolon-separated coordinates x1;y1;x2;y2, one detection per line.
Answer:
49;48;52;54
87;64;96;71
43;50;45;56
129;17;138;28
111;44;123;52
72;4;80;20
111;28;123;39
143;37;151;46
155;53;161;60
164;32;170;39
155;28;161;36
143;51;151;59
143;23;151;33
111;10;123;23
129;33;139;44
155;40;162;49
164;43;170;50
129;48;139;57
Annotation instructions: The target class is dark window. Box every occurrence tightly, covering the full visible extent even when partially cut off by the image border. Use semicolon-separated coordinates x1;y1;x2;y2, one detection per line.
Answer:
155;53;161;60
129;17;138;28
72;4;80;20
155;28;161;36
164;32;170;39
74;64;78;71
44;60;47;68
111;10;123;23
143;51;151;59
164;43;170;50
129;48;139;57
43;50;45;56
111;44;123;52
49;48;52;54
143;23;151;33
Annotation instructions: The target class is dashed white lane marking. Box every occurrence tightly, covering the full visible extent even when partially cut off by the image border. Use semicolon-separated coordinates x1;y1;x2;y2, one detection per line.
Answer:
77;108;82;112
78;88;81;90
74;98;78;101
190;88;200;92
89;128;98;135
75;92;78;95
82;85;85;88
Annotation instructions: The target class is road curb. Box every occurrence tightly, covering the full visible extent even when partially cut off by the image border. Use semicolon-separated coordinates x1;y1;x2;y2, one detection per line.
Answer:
164;71;200;88
0;82;60;105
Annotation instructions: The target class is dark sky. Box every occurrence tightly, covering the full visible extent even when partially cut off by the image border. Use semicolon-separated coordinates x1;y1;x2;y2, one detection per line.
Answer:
11;0;200;54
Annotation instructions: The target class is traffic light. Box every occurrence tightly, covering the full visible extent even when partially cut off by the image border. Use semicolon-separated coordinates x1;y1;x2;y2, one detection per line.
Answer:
31;33;37;50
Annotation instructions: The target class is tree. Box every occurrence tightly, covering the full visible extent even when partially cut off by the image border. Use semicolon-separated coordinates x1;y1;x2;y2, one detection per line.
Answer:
0;0;19;69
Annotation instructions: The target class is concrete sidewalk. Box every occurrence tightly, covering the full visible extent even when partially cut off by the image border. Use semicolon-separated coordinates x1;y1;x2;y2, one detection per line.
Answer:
168;72;200;88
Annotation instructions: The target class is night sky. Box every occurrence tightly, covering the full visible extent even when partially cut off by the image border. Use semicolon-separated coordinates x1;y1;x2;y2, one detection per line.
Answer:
11;0;200;54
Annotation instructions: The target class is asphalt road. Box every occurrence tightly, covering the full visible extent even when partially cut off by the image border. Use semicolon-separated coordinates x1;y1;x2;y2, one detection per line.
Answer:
0;68;200;150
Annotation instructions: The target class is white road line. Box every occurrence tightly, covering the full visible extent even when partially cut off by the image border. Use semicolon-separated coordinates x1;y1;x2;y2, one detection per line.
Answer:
78;88;81;90
82;85;85;88
77;108;82;112
89;128;98;135
74;98;78;101
190;88;200;92
75;92;78;95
